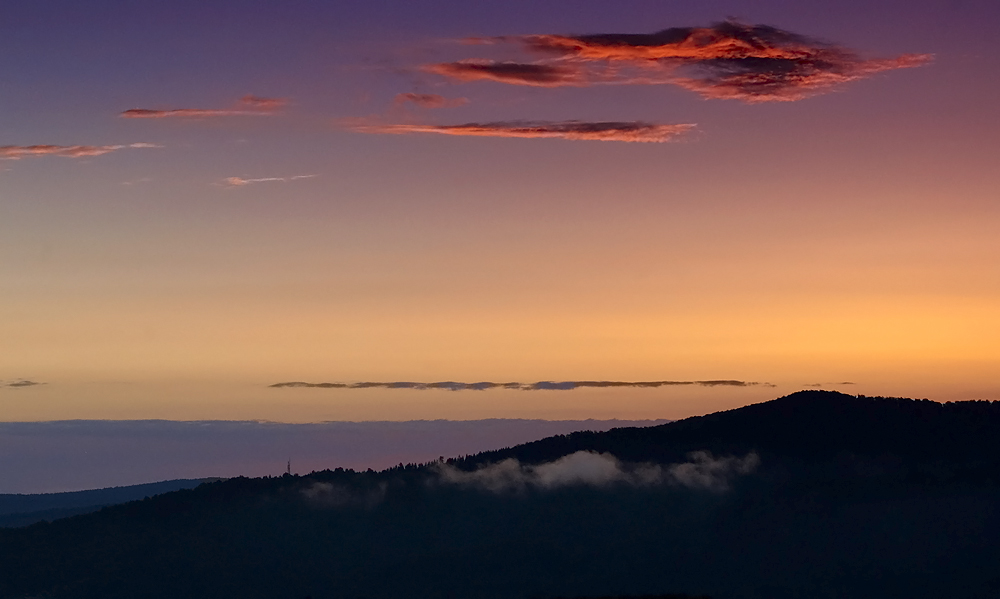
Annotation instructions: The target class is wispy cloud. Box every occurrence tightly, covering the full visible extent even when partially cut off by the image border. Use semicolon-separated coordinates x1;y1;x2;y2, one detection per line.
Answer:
1;380;44;389
121;94;288;119
424;61;583;87
0;143;158;160
353;120;695;142
220;174;317;187
271;379;771;390
393;93;469;108
237;95;288;110
434;450;760;492
428;21;930;102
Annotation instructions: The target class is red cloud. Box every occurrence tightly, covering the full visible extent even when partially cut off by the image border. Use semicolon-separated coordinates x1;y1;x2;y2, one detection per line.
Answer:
354;120;695;143
424;61;583;87
393;93;469;108
431;22;931;102
0;143;158;160
670;53;930;102
121;95;287;118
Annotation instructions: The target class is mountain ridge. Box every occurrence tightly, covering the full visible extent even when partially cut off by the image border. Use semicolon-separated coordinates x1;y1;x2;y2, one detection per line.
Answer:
457;390;1000;468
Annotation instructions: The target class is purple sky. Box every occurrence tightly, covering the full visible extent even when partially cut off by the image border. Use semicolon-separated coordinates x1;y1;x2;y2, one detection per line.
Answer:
0;418;666;494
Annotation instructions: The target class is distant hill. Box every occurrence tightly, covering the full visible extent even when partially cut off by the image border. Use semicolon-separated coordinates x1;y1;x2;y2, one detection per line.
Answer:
462;389;1000;466
0;479;220;528
1;391;998;599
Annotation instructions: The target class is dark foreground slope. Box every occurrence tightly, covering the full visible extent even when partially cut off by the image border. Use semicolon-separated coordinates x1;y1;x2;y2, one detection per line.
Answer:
1;391;998;599
0;479;219;528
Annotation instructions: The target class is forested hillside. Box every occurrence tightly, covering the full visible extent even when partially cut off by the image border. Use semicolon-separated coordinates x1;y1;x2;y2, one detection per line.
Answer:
1;391;998;599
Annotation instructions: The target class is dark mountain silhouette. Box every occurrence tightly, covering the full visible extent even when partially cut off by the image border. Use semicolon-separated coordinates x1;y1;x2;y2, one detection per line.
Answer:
1;391;998;599
462;389;1000;465
0;479;220;528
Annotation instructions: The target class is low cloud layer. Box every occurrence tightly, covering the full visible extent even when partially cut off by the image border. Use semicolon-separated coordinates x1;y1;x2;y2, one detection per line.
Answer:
394;93;469;108
429;21;930;102
121;94;287;118
221;174;317;187
270;379;771;390
0;143;158;160
354;120;694;142
434;450;760;492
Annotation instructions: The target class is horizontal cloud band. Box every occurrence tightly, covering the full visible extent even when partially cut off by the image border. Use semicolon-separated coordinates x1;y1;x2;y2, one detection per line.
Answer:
354;120;694;142
271;379;771;390
120;95;287;119
0;143;158;160
0;380;44;389
221;174;317;187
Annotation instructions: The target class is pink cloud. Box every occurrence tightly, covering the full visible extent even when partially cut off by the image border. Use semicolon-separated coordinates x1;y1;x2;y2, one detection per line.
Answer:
221;174;317;187
354;120;695;143
425;61;583;87
121;95;288;118
0;143;159;160
393;93;469;109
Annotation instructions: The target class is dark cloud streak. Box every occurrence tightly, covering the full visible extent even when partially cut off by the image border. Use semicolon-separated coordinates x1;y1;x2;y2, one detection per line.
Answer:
2;380;44;389
271;379;771;390
353;120;694;142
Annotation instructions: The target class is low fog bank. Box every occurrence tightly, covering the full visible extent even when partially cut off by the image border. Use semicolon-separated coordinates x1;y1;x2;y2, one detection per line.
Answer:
434;450;760;492
297;449;759;508
0;418;666;494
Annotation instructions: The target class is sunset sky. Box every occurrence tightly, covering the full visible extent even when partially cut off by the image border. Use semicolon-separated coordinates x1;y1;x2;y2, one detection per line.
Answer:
2;0;998;423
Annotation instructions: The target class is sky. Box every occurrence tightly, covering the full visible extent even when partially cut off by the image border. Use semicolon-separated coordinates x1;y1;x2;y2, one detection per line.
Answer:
2;0;999;423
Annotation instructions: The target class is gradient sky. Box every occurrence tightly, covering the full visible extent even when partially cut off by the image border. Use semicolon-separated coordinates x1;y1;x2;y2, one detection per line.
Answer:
2;0;999;422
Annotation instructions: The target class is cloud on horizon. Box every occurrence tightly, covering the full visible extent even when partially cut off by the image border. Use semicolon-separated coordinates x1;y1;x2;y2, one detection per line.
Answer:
353;120;695;142
1;380;44;389
434;450;760;493
0;143;158;160
428;21;931;102
220;174;317;187
393;93;469;108
805;382;856;388
270;379;772;390
121;94;288;119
